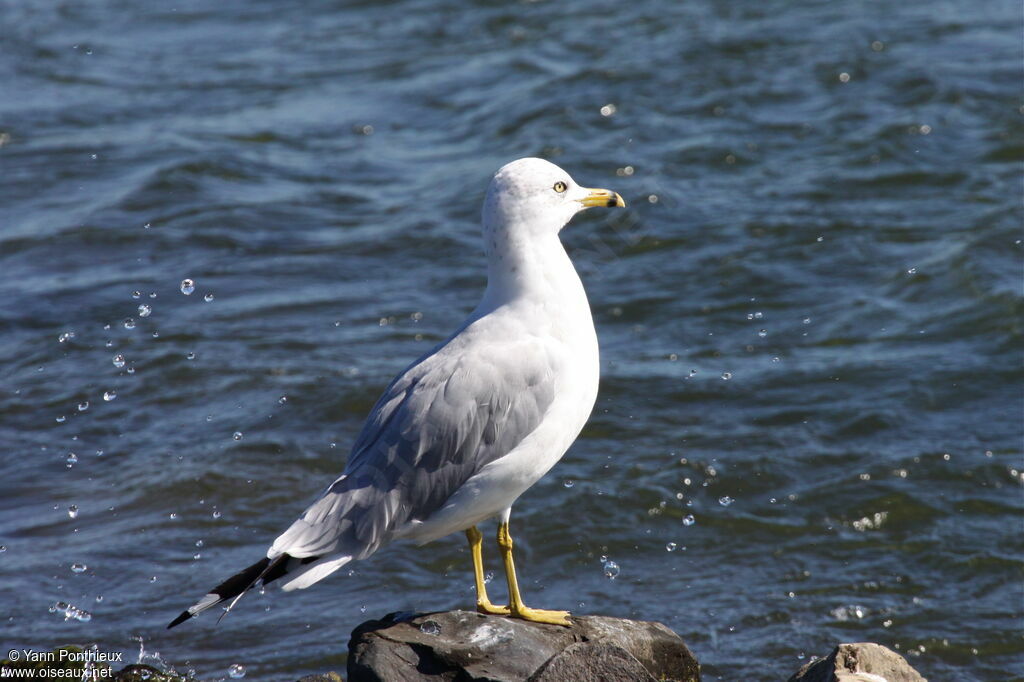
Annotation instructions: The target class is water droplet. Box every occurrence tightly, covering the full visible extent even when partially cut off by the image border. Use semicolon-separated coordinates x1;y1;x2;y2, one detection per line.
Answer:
169;513;178;520
839;72;850;83
95;595;103;602
233;431;243;441
138;304;152;317
602;559;620;579
228;664;246;678
419;620;441;635
802;317;811;325
50;601;91;623
212;510;222;519
56;415;67;423
180;279;195;295
112;354;126;368
195;539;204;547
682;514;696;526
204;293;215;302
278;396;288;404
600;103;617;117
66;452;78;466
719;496;734;507
58;331;76;343
563;479;574;488
0;545;6;552
103;390;117;401
68;505;79;519
193;553;202;560
186;352;196;360
721;372;732;380
666;542;677;552
71;563;87;573
906;267;917;275
757;329;767;338
131;291;141;299
77;401;89;412
123;318;136;330
483;571;494;584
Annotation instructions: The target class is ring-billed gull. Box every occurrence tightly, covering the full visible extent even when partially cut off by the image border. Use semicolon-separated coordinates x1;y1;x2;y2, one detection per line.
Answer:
168;157;625;629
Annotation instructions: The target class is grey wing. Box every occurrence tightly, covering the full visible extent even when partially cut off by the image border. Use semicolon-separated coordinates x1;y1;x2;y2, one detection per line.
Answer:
268;339;556;561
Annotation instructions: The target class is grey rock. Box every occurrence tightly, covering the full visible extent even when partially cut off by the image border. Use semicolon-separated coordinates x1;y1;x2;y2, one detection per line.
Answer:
347;609;700;682
788;642;927;682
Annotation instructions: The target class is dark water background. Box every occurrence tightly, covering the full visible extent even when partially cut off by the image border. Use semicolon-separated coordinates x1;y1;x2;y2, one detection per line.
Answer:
2;1;1022;679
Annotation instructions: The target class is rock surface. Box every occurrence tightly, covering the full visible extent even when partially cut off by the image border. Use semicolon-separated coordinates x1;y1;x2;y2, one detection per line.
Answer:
347;609;701;682
788;642;927;682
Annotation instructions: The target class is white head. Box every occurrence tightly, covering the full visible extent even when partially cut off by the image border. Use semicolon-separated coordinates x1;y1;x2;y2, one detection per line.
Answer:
481;158;625;245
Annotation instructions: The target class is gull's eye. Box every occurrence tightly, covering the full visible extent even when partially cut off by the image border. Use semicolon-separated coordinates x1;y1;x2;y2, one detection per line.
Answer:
553;181;568;193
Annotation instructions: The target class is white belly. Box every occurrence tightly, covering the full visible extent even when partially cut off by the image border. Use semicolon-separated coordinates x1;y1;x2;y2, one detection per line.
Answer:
397;305;598;544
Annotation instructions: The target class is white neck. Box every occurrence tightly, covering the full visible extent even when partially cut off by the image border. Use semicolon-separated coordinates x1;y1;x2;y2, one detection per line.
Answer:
480;224;585;308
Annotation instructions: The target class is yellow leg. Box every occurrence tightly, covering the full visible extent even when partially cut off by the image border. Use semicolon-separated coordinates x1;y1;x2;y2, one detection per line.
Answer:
496;520;571;626
466;526;510;616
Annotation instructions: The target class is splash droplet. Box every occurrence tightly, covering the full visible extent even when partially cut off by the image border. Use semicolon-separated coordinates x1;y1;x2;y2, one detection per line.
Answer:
721;372;732;380
602;559;620;579
77;401;89;412
71;563;87;573
682;514;696;526
204;293;215;302
123;318;136;330
103;390;117;401
138;304;152;317
68;505;79;519
180;279;195;295
719;496;734;507
227;664;246;679
666;542;677;552
112;354;126;368
232;431;243;441
50;601;91;623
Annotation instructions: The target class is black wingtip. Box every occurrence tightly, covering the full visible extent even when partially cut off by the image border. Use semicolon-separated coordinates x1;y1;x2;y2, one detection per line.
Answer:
167;610;192;629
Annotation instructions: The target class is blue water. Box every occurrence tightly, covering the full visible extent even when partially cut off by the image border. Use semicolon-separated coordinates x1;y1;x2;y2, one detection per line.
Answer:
1;1;1021;679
